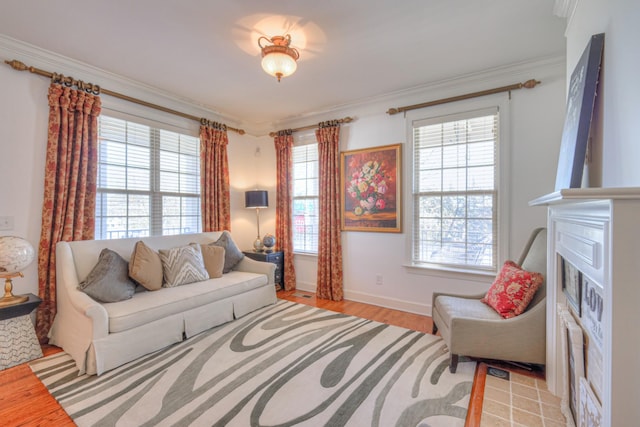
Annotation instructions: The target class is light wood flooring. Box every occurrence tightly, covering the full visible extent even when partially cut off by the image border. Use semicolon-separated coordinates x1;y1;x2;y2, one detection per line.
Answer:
0;290;562;426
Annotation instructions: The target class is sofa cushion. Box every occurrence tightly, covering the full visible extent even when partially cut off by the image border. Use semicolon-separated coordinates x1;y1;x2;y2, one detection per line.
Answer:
79;249;137;303
200;245;225;278
435;295;503;325
103;271;269;333
159;243;209;287
129;241;163;291
481;260;543;319
210;231;244;273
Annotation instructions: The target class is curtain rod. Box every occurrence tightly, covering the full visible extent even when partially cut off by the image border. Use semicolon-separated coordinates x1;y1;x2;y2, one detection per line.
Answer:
4;59;245;135
386;79;540;115
269;116;353;138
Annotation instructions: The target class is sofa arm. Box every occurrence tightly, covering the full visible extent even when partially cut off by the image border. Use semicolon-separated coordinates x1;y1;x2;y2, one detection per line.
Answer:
48;242;110;374
234;256;276;285
53;242;110;339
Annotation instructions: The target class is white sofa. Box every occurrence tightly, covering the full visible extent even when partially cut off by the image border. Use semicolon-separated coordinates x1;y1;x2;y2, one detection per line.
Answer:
48;232;276;375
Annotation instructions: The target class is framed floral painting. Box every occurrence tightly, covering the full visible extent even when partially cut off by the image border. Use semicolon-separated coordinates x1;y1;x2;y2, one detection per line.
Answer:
340;143;401;232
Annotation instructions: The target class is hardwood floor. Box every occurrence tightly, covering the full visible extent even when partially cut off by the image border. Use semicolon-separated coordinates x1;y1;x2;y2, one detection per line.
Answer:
278;289;433;333
0;290;481;426
0;345;72;426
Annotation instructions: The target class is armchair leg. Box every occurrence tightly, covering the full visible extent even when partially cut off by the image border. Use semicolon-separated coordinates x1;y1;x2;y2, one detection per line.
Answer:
449;354;459;373
432;323;438;334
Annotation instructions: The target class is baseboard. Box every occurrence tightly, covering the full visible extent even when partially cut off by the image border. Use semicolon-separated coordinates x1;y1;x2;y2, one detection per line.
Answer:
294;281;431;316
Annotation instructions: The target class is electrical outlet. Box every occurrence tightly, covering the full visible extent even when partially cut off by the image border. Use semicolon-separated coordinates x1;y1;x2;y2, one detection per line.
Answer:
0;216;14;231
376;274;383;286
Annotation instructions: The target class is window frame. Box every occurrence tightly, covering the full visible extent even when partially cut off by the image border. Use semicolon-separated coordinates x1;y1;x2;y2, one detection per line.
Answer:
291;132;320;255
404;94;510;277
95;110;202;240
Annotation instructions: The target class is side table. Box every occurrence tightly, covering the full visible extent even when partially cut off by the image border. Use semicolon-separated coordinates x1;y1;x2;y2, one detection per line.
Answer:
0;293;43;370
243;250;284;291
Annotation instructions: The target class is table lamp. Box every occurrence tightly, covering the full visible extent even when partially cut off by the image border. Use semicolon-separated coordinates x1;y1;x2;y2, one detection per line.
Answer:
0;236;35;307
245;190;268;252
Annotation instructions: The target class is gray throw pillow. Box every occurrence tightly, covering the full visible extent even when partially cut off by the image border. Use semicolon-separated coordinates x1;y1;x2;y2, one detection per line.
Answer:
210;231;244;273
159;243;209;287
78;248;137;303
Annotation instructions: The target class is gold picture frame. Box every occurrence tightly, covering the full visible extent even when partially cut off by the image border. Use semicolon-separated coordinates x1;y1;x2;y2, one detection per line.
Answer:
340;143;402;232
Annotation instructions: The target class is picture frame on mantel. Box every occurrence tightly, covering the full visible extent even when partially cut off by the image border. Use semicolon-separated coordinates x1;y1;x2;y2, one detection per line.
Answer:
554;33;605;191
561;256;582;316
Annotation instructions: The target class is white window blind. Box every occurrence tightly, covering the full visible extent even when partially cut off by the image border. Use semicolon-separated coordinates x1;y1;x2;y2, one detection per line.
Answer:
292;142;319;253
412;108;498;270
95;115;201;239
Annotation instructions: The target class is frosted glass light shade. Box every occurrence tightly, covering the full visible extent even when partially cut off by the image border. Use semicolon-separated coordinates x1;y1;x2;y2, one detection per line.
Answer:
261;52;297;80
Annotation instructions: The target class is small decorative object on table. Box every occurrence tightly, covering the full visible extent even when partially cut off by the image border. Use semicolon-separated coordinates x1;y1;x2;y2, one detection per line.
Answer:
262;234;276;253
0;235;36;307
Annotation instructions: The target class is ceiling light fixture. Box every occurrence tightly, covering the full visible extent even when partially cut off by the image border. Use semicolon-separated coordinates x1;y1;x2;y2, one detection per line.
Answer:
258;34;300;82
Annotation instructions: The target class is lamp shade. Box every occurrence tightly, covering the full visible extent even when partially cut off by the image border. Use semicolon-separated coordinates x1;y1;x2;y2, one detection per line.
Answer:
245;190;268;209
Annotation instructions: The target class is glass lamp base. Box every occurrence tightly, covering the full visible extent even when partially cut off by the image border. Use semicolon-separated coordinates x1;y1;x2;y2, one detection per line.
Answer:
253;238;264;252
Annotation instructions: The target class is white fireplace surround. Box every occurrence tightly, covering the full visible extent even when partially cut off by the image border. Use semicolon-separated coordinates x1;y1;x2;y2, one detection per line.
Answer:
530;188;640;427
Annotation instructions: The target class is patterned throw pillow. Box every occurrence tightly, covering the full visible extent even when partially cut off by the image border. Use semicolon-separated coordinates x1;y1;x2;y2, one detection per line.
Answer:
129;241;163;291
209;231;244;273
481;260;543;319
79;249;137;303
159;244;209;288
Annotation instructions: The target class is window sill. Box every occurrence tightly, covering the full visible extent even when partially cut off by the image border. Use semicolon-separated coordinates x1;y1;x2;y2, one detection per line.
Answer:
293;251;318;259
403;263;495;283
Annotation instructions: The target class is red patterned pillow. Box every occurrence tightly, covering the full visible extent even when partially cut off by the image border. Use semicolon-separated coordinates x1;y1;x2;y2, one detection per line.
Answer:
481;261;543;319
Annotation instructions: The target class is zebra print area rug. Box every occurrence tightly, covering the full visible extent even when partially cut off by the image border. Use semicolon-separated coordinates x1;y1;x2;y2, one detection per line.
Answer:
30;300;475;427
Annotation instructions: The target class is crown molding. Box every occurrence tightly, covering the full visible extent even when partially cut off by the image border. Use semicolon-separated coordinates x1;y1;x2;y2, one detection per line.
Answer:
0;34;245;132
269;54;566;132
1;33;565;137
553;0;579;18
553;0;580;36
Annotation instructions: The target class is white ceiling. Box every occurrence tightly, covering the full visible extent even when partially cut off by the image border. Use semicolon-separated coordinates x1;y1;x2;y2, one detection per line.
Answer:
0;0;566;129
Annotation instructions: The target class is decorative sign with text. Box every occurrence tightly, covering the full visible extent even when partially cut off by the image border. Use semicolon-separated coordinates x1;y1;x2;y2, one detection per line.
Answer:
581;274;603;351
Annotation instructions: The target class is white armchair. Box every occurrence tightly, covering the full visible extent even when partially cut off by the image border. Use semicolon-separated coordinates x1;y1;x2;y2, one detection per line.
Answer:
431;228;547;373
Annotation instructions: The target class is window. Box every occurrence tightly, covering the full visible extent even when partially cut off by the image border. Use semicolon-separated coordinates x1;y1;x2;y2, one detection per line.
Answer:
95;115;201;239
412;108;499;271
292;142;319;253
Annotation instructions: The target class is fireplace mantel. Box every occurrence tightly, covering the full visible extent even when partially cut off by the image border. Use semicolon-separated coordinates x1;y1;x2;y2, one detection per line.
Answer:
530;188;640;427
530;187;640;205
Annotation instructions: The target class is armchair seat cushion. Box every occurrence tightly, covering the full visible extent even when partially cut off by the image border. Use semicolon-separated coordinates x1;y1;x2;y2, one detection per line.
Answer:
435;296;503;325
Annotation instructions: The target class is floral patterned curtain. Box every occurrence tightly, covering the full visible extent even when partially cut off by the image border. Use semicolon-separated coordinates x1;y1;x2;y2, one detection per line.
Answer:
36;83;101;341
200;120;231;232
274;131;297;291
315;121;344;301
